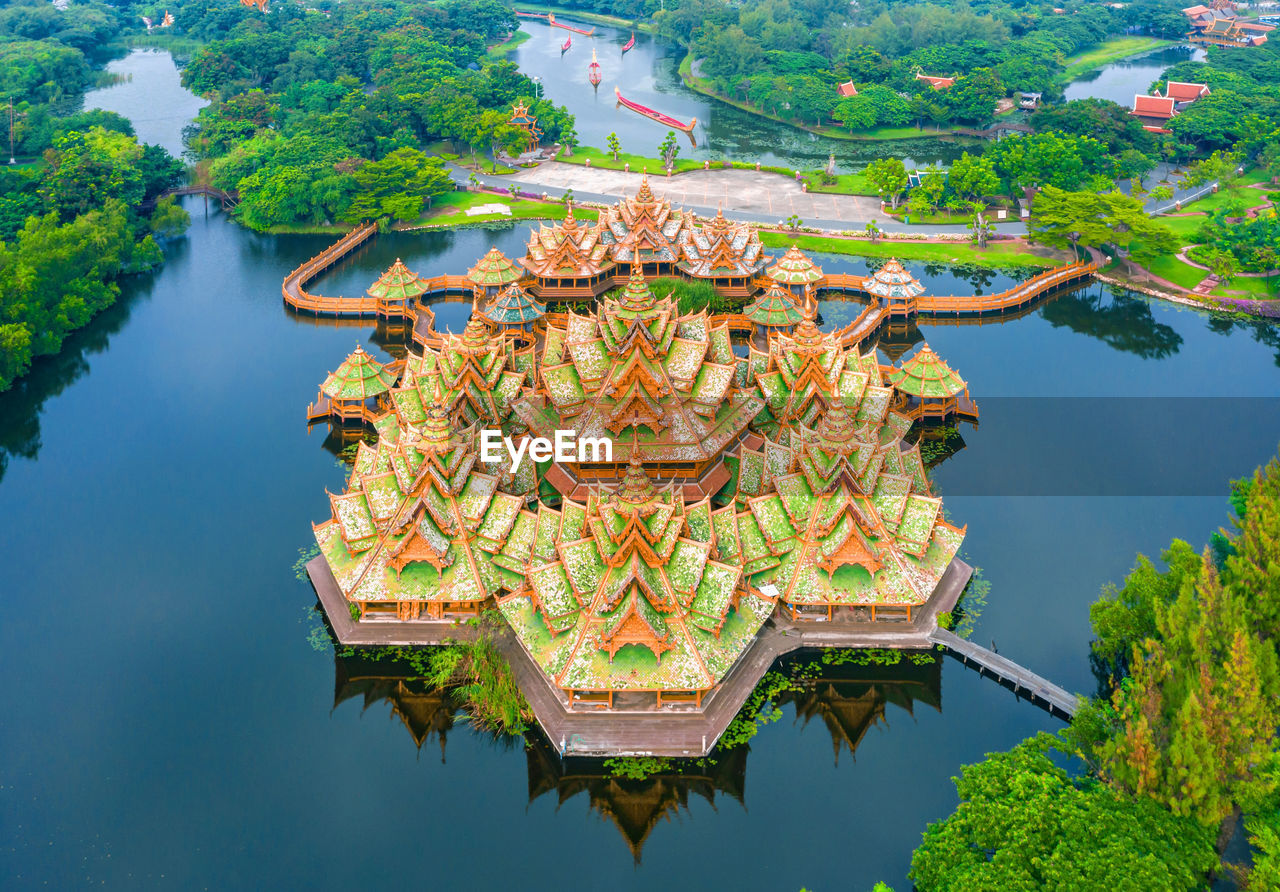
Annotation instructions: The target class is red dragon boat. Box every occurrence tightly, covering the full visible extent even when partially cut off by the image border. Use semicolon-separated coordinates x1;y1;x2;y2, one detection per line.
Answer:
588;48;602;87
561;34;572;53
516;11;596;36
614;87;698;146
621;32;635;53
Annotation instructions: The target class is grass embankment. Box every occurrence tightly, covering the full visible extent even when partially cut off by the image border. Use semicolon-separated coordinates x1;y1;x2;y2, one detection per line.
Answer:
758;231;1060;269
800;170;875;196
558;144;704;174
1059;36;1177;81
510;2;653;31
123;34;206;56
485;29;531;59
677;54;960;142
415;190;598;227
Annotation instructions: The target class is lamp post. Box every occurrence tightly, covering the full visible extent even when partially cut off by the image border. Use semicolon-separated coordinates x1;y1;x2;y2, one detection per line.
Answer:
532;76;542;102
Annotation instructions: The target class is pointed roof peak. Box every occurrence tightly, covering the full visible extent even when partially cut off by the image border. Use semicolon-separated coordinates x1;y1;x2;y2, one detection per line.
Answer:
635;176;656;204
616;448;657;503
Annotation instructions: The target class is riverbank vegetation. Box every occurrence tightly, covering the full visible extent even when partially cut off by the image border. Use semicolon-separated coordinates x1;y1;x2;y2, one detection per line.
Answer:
168;0;578;231
0;0;188;392
646;0;1188;135
911;450;1280;888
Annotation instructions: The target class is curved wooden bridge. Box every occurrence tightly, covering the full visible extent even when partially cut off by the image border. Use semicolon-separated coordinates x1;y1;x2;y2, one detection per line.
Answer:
280;225;1096;331
281;222;472;317
141;184;239;212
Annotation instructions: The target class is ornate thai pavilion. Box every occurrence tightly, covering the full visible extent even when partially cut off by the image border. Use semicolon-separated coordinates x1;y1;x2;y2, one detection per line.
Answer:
309;242;970;707
599;177;692;276
677;209;768;297
865;258;926;316
520;206;615;300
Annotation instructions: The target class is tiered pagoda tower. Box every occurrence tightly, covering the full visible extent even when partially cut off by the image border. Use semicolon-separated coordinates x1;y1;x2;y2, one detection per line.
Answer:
520;206;615;300
599;177;692;277
512;269;761;500
306;189;975;741
677;209;768;297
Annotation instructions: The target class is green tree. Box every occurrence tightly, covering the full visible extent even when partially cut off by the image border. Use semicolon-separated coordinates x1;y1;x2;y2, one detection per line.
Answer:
343;148;452;224
658;131;680;170
39;127;145;220
606;131;621;161
909;737;1217;890
948;152;1000;201
865;157;908;210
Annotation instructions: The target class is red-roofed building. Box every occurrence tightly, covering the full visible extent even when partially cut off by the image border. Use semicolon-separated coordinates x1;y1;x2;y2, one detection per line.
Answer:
1163;80;1211;102
837;81;858;98
915;73;955;90
1131;93;1178;133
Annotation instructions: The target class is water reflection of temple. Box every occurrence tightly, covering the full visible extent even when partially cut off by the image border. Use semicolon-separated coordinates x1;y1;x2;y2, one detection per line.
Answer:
332;648;941;859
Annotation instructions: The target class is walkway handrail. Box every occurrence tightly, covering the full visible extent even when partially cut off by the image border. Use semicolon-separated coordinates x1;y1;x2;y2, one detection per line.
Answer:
282;222;380;315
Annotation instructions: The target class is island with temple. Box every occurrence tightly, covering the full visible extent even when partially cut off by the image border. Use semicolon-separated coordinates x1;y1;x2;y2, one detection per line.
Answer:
302;181;982;756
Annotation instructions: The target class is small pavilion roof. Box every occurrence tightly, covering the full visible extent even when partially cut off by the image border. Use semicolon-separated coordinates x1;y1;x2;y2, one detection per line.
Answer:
864;259;925;300
367;258;430;301
1131;94;1176;119
1164;80;1210;102
915;73;954;90
468;246;525;288
321;345;398;400
886;342;967;398
483;282;546;325
837;81;858;97
766;245;824;285
743;282;804;327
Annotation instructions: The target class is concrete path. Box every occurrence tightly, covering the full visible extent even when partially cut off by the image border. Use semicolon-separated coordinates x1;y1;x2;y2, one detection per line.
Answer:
491;162;893;222
454;160;1030;236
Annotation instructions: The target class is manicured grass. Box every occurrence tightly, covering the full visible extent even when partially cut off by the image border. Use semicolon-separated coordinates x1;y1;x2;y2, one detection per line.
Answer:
1174;181;1273;216
677;55;959;142
1212;276;1279;298
486;29;531;59
559;145;703;174
1059;37;1176;81
1143;252;1207;290
1158;214;1210;239
801;170;875;196
758;231;1058;269
415;190;598;227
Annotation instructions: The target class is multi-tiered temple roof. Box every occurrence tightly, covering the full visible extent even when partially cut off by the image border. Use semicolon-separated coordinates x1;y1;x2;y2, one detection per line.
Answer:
677;209;767;281
468;246;525;293
766;245;825;290
368;259;430;302
600;177;691;267
321;344;398;401
482;282;545;329
521;206;614;279
310;217;971;705
886;342;968;399
513;270;760;479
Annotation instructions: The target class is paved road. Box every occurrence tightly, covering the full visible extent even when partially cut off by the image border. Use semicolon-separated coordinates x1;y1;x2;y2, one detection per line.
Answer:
452;160;1031;236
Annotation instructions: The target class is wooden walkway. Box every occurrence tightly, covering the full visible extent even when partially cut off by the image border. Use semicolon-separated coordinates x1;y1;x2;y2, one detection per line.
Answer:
307;554;974;756
927;628;1080;719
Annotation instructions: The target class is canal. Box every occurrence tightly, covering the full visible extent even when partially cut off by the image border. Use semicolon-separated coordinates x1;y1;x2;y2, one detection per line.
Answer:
1;49;1278;890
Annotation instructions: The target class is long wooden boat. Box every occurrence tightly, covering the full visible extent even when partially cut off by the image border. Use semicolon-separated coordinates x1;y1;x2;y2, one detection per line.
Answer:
561;34;572;53
614;87;697;135
588;48;602;86
515;11;596;35
621;32;635;53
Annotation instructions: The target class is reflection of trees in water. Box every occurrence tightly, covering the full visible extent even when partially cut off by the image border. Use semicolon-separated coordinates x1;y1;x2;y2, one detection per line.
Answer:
1040;284;1183;360
1207;310;1280;369
0;267;160;484
332;647;941;861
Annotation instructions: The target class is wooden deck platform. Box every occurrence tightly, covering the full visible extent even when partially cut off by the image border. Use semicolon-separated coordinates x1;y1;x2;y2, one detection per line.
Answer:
307;554;975;756
927;627;1080;719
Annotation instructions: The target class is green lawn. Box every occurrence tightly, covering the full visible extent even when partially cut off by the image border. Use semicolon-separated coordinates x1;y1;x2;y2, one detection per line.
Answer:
1212;276;1279;298
758;231;1058;269
1143;252;1207;290
486;29;531;59
559;145;703;174
1157;214;1209;239
801;171;875;196
1060;37;1176;81
416;190;598;227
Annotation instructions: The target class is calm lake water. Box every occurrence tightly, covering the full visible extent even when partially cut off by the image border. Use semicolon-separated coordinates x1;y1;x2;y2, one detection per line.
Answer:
510;19;969;170
1063;44;1207;107
3;50;1279;890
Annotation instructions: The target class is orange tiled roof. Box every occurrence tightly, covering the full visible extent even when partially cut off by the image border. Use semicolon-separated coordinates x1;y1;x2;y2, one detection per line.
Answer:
1131;94;1177;119
1164;80;1211;101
